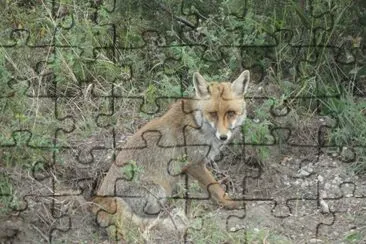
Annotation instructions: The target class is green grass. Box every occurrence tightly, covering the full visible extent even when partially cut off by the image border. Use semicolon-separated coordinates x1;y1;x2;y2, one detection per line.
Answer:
186;209;291;243
0;173;19;215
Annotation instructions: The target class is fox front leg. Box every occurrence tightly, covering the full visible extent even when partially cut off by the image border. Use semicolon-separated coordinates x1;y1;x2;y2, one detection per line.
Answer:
182;163;241;209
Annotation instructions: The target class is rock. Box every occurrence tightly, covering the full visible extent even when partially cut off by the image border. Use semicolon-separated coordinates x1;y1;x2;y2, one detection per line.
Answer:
317;175;324;183
297;168;311;177
320;199;330;213
309;239;323;243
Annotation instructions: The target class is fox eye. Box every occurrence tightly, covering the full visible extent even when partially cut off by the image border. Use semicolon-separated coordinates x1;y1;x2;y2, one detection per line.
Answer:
209;112;218;119
226;111;236;118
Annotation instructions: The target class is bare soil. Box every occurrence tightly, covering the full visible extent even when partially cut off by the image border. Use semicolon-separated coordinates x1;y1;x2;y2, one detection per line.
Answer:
1;125;365;244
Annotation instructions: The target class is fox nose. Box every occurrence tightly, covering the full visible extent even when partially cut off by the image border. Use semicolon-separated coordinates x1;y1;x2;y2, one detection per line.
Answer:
219;135;228;141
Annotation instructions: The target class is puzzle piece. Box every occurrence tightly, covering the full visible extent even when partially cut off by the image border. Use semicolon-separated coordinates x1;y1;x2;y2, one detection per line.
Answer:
318;185;366;241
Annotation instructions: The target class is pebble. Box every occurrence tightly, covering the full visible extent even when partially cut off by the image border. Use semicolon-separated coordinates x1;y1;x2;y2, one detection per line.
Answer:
333;176;342;183
301;181;309;188
318;175;324;183
320;190;327;198
297;168;311;177
320;199;330;213
324;183;331;190
229;224;246;232
309;239;323;243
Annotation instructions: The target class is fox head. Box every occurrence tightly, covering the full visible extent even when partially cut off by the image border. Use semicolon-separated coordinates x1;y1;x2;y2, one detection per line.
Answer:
192;71;250;142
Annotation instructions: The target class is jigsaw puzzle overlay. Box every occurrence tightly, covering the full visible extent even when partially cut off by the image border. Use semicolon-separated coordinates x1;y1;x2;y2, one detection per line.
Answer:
0;0;365;243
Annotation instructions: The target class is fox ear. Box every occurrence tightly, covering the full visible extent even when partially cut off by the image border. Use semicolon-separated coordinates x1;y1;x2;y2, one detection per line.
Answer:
193;72;210;98
231;70;250;97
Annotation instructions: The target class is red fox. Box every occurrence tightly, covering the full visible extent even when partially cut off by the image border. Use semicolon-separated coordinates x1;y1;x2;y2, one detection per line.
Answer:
92;70;250;239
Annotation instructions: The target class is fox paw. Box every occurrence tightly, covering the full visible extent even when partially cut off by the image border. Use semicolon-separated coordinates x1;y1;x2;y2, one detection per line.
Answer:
220;198;243;210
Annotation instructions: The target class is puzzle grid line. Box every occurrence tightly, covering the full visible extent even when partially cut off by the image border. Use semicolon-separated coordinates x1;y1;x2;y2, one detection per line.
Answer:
0;0;365;243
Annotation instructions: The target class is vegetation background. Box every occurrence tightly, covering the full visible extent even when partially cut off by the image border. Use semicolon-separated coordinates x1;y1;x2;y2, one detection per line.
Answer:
0;0;365;243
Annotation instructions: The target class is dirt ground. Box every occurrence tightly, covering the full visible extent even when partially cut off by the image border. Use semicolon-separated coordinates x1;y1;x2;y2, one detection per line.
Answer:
1;126;365;243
